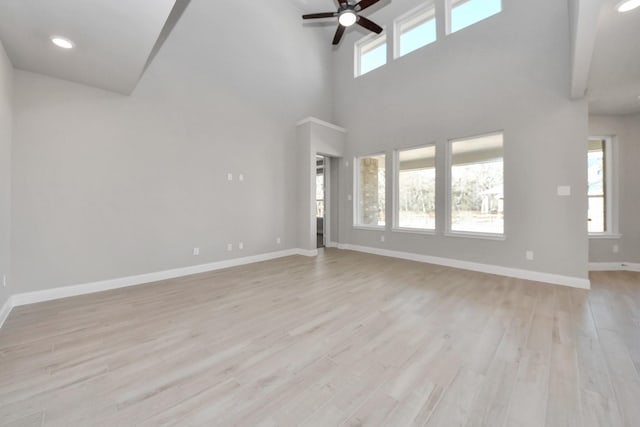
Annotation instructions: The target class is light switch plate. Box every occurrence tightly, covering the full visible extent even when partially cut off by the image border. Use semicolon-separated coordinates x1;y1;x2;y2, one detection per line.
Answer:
557;186;571;196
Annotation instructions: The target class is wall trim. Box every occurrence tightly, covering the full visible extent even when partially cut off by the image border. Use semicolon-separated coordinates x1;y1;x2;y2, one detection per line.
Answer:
1;248;316;328
589;262;640;272
297;249;319;257
338;244;591;289
296;117;347;133
326;241;339;248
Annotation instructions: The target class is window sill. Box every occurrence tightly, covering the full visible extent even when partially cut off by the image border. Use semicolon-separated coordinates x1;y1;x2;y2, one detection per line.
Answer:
353;225;386;231
589;233;622;240
445;231;506;241
392;227;436;235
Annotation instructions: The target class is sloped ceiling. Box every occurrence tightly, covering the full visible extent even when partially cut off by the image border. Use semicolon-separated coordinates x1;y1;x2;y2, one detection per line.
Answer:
588;0;640;114
0;0;178;95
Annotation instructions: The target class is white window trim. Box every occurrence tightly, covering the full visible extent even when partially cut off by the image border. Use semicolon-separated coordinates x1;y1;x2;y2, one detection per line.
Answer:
444;230;506;241
393;1;437;60
446;130;505;239
354;29;387;78
393;143;437;233
354;225;387;231
353;153;387;229
588;136;618;238
392;227;437;236
446;0;503;35
588;233;622;239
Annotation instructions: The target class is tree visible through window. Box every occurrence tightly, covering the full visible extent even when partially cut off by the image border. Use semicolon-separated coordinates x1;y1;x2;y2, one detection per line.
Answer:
397;146;436;229
450;133;504;234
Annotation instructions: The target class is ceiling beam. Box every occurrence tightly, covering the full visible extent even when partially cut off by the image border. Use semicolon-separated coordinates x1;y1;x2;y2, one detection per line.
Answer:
569;0;603;99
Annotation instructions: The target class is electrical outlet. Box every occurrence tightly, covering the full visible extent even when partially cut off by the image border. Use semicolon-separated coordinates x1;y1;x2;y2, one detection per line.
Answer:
227;173;233;181
380;235;385;242
526;251;534;261
193;247;200;256
347;194;352;201
239;174;244;182
345;160;349;167
238;242;244;250
613;244;619;253
557;186;571;196
276;237;281;244
227;243;233;251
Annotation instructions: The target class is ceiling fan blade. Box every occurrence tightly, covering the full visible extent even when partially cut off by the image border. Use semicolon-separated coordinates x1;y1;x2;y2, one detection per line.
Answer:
333;25;346;45
357;16;383;34
302;12;338;19
354;0;381;12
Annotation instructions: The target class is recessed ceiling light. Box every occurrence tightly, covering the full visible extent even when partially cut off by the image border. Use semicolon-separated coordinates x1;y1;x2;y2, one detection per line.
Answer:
51;36;74;49
616;0;640;12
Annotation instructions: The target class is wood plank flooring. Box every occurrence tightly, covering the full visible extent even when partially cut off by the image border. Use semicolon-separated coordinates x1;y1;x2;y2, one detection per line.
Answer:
0;249;638;426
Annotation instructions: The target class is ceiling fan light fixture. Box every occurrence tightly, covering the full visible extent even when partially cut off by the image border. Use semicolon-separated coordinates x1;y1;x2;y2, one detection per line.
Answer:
339;10;357;27
616;0;640;12
51;36;75;49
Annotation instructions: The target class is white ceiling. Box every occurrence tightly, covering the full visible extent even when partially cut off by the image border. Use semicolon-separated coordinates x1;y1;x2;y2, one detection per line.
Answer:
588;0;640;114
0;0;177;94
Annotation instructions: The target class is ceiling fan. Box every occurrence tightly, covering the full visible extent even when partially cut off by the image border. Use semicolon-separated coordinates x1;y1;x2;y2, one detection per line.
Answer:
302;0;384;45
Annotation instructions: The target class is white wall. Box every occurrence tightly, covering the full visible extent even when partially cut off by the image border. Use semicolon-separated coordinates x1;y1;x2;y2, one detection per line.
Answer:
0;41;12;308
11;0;333;293
589;113;640;263
332;0;590;279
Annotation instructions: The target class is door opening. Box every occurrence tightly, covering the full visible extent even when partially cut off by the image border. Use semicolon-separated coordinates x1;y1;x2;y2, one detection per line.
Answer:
316;156;326;248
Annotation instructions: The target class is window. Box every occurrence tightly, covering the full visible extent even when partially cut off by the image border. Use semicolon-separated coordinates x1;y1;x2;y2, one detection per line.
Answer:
394;3;437;58
355;32;387;77
355;154;386;227
395;145;436;230
448;0;502;34
588;138;614;234
449;133;504;235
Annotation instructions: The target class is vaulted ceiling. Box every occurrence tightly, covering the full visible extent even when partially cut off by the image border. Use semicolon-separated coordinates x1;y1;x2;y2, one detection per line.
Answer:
587;0;640;114
0;0;180;94
0;0;638;114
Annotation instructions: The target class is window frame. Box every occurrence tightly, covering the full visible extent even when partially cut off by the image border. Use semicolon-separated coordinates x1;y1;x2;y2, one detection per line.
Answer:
353;152;387;230
588;136;619;238
392;143;437;234
446;131;506;240
393;2;437;60
354;30;387;78
446;0;503;35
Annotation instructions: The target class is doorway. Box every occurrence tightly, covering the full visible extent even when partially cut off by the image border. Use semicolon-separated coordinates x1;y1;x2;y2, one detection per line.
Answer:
316;155;327;248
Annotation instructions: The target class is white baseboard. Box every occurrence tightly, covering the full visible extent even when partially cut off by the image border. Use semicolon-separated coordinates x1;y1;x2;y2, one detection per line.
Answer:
297;249;319;257
325;241;339;248
0;296;12;329
1;248;315;328
338;244;591;289
589;262;640;272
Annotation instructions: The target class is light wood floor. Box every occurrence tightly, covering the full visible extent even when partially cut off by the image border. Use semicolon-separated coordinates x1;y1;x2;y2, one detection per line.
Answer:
1;250;639;426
